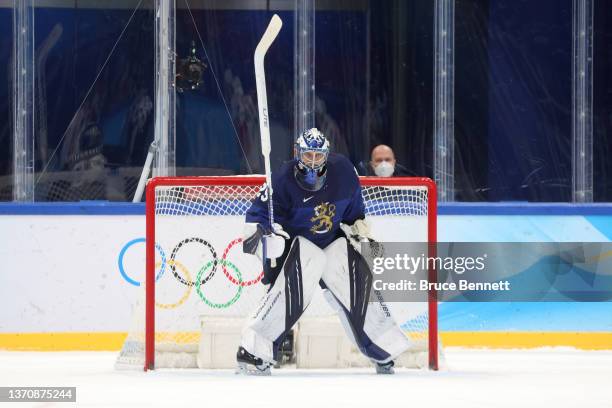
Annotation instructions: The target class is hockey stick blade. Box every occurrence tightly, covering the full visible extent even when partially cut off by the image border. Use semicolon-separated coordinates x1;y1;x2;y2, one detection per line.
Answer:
254;14;282;158
255;14;282;62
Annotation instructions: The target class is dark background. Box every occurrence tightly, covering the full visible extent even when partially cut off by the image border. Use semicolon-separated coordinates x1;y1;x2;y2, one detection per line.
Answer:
0;0;610;202
0;7;12;198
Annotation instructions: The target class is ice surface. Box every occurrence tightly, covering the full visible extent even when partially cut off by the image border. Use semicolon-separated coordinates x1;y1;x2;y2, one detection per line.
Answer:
0;348;610;408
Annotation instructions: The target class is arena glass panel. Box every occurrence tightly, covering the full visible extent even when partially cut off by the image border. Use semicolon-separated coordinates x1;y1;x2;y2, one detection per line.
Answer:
314;1;435;180
173;2;295;177
0;6;12;201
593;0;612;202
454;0;573;202
31;1;155;202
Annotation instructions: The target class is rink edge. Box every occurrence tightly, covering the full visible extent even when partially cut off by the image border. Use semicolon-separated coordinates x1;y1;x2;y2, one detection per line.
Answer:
0;332;611;351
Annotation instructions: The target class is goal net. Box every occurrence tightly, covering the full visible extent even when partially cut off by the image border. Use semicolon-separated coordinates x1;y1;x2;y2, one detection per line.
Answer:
117;176;439;370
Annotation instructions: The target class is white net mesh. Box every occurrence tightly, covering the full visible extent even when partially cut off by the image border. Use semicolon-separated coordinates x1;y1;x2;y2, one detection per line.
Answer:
117;177;435;370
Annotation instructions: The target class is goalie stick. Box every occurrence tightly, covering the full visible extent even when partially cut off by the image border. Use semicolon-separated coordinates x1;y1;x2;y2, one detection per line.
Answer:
254;14;283;267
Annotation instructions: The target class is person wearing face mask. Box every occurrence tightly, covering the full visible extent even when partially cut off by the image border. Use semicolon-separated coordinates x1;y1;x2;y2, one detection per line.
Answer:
363;144;411;177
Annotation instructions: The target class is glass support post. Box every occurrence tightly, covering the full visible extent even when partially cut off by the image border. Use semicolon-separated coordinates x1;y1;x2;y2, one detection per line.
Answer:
294;0;315;140
153;0;176;177
12;0;35;201
433;0;455;202
572;0;593;202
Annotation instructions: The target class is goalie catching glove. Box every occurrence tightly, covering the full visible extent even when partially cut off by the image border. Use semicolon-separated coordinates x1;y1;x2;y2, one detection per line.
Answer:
340;218;384;259
242;222;290;260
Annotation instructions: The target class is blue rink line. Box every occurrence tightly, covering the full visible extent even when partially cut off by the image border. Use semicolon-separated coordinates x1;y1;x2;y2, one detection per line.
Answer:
0;202;146;215
438;202;612;215
1;201;612;215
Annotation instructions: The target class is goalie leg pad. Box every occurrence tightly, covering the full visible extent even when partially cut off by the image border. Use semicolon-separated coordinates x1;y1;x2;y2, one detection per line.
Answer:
241;236;326;362
321;237;411;363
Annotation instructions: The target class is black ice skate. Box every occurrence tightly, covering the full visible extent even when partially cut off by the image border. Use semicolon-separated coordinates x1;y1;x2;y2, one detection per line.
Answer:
375;360;395;375
236;346;272;376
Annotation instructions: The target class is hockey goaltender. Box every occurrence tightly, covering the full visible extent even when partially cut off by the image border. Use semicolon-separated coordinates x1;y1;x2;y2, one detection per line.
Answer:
236;128;412;376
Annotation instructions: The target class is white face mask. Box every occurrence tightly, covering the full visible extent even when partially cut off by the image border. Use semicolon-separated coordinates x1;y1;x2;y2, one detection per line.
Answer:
374;161;394;177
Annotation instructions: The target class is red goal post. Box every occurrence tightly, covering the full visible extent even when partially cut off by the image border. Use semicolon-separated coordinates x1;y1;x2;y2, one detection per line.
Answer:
142;176;438;371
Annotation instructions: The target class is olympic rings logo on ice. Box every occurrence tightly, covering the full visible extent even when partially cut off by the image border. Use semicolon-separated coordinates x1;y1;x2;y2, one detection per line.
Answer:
117;237;264;309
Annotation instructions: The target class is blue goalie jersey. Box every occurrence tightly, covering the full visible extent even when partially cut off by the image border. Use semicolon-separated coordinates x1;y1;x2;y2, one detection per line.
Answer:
246;153;365;249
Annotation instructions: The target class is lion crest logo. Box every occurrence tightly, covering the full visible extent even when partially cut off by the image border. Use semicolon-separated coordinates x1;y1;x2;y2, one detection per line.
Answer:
310;202;336;234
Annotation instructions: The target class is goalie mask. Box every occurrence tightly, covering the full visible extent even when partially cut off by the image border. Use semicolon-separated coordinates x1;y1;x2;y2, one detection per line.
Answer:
294;128;330;191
